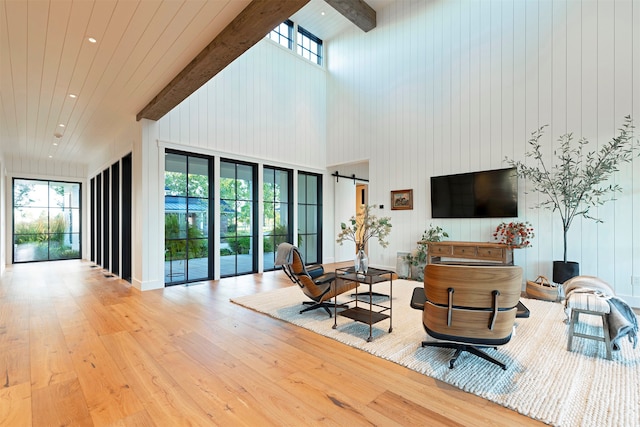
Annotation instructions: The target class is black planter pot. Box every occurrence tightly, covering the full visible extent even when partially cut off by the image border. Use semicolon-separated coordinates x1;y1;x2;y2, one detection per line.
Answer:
553;261;580;284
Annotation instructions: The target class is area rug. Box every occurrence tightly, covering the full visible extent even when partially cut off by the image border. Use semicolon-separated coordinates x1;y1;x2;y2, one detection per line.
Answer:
231;279;640;427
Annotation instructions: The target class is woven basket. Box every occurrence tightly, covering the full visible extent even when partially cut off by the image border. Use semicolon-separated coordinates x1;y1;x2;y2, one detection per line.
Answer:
526;275;559;301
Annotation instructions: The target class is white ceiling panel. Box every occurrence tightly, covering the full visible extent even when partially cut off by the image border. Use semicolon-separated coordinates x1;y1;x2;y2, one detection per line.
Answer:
0;0;392;167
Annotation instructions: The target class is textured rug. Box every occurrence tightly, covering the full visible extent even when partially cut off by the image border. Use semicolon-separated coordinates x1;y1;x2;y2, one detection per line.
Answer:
231;280;640;427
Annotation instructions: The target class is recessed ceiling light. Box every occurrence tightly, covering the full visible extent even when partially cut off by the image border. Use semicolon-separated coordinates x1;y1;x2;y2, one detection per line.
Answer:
48;155;53;158
69;93;77;98
58;123;65;127
321;11;326;16
53;142;58;146
87;37;97;43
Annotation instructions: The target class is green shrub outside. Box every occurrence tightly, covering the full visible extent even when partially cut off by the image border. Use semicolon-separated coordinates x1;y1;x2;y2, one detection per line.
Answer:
228;237;251;254
165;213;209;260
263;224;289;252
14;212;68;244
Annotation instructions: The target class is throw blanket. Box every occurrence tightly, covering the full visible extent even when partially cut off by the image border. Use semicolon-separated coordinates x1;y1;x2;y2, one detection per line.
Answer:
565;288;638;350
274;242;294;266
608;295;639;350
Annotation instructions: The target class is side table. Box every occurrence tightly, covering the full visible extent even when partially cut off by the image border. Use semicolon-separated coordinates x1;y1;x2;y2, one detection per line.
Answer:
333;267;394;342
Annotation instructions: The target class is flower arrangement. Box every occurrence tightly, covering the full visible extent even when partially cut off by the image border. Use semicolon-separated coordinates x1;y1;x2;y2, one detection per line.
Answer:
336;204;392;249
405;224;449;266
493;221;535;248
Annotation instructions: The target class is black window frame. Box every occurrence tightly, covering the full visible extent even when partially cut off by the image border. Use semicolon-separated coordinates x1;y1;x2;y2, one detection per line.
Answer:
297;171;323;265
220;158;259;278
297;25;323;66
12;178;82;263
266;19;294;49
164;149;215;286
263;166;293;272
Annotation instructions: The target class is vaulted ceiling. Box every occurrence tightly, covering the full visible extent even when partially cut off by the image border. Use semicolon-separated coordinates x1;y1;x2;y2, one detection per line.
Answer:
0;0;389;169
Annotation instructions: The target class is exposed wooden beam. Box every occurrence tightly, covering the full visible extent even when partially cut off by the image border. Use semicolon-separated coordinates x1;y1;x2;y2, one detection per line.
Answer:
324;0;376;33
137;0;310;122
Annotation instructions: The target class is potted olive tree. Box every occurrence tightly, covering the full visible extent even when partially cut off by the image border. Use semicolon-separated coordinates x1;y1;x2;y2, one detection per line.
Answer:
506;115;638;283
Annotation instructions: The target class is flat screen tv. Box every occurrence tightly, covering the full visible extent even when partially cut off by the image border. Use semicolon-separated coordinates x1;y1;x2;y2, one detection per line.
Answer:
431;167;518;218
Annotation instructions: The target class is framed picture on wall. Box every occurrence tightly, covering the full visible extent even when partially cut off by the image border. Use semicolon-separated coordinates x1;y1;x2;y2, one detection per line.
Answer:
391;189;413;210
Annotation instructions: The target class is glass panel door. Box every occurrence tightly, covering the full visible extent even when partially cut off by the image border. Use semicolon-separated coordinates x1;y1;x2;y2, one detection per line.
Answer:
220;160;257;276
186;156;209;281
263;167;292;270
297;172;321;264
13;179;81;262
164;152;211;285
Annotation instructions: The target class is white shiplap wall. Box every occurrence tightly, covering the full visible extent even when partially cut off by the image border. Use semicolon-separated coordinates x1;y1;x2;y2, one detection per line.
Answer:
326;0;640;303
158;41;327;171
3;153;87;179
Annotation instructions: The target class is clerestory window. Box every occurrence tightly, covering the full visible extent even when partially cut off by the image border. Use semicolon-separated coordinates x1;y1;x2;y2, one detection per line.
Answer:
267;19;294;49
267;21;323;66
297;26;323;65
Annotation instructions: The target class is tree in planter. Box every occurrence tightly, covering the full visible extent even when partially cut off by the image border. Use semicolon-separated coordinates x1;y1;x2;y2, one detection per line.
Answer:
505;115;638;282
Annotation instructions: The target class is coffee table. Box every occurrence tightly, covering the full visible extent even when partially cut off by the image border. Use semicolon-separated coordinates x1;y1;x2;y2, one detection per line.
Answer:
333;267;394;342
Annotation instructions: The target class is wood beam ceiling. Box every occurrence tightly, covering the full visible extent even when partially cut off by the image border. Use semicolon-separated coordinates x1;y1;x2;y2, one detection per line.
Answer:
136;0;377;122
136;0;310;121
324;0;376;32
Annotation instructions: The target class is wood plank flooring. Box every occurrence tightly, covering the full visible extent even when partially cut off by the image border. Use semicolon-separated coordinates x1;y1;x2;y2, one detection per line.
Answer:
0;260;545;426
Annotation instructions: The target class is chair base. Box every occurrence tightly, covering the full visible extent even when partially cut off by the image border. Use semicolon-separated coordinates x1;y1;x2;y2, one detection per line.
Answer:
422;341;507;370
301;301;348;317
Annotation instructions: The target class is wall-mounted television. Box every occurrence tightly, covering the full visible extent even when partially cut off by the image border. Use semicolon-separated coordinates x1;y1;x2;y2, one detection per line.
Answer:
430;167;518;218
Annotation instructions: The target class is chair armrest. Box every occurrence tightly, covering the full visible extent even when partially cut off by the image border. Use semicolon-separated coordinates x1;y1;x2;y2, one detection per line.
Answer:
313;272;336;285
516;301;530;318
307;264;325;278
410;287;426;310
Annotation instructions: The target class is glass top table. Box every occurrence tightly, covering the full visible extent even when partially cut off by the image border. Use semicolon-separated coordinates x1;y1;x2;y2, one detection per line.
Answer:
333;267;394;342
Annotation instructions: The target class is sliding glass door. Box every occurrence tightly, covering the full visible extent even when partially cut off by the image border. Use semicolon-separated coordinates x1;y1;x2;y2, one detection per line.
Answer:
220;160;257;277
13;178;81;262
162;150;320;281
164;152;212;285
297;172;322;264
263;167;292;270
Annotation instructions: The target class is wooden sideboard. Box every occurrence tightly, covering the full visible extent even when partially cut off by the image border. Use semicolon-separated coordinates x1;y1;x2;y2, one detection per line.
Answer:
422;241;513;265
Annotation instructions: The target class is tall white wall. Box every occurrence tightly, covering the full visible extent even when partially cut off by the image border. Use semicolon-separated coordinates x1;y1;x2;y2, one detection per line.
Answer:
158;40;327;170
327;0;640;304
132;120;162;290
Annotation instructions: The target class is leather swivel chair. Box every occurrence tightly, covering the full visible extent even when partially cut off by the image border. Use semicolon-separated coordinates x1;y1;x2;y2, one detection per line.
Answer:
275;243;358;317
421;263;523;370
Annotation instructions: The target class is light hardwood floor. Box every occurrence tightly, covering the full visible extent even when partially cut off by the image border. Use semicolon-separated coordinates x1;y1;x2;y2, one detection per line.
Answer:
1;259;545;426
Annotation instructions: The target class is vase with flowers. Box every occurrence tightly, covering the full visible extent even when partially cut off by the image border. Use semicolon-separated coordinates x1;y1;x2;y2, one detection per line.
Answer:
493;221;535;248
336;204;392;275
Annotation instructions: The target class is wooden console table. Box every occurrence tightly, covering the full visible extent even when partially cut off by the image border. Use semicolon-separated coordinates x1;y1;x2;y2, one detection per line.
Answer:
422;241;513;265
